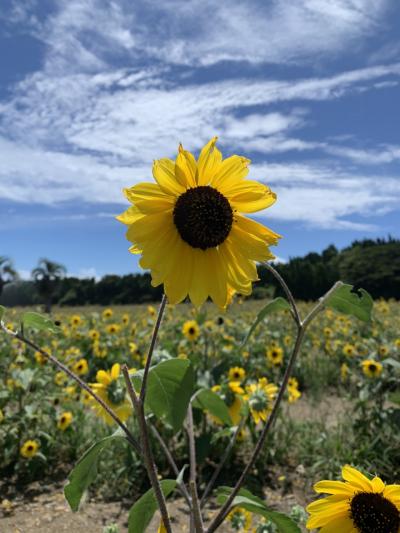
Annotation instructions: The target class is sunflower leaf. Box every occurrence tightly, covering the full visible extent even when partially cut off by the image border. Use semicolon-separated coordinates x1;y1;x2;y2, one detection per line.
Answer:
324;284;373;322
64;431;126;512
192;388;232;426
128;479;176;533
132;358;194;433
21;311;61;334
216;487;301;533
242;297;290;346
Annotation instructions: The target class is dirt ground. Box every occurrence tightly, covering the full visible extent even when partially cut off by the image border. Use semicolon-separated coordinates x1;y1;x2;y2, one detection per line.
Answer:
0;481;306;533
0;395;347;532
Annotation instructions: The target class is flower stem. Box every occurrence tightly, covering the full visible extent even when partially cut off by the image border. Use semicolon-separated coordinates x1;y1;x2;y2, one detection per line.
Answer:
140;294;167;402
122;364;173;533
187;404;204;532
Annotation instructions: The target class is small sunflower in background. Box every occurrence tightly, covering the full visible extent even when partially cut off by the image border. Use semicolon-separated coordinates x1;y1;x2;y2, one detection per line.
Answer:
117;137;280;308
102;308;113;319
245;378;278;425
72;358;89;376
361;359;383;378
228;366;246;382
106;323;121;335
57;411;73;431
70;314;82;327
227;506;252;531
20;439;39;459
89;363;132;425
306;464;400;532
342;343;356;357
182;320;200;341
266;346;284;366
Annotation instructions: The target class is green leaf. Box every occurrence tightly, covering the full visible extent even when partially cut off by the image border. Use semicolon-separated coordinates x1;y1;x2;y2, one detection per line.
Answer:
193;388;232;426
132;359;194;433
325;284;373;322
217;487;301;533
242;297;290;346
0;305;5;322
128;479;176;533
383;358;400;370
22;312;61;334
64;432;126;512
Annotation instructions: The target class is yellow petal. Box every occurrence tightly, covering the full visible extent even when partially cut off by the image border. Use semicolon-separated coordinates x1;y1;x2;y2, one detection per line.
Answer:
319;515;355;533
236;214;281;245
212;155;250;190
153;159;185;196
341;465;374;492
314;480;356;496
175;144;197;188
371;476;385;493
164;241;194;304
116;205;145;225
188;249;210;306
196;137;222;186
227;181;277;213
96;370;112;386
111;363;120;381
229;225;274;262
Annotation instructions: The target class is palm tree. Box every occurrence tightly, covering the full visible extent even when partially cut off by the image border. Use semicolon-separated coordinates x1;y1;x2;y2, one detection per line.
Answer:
31;258;67;313
0;256;18;299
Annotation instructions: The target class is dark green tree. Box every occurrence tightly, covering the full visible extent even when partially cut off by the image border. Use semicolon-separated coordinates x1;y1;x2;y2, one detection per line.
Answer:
31;258;67;313
0;256;18;299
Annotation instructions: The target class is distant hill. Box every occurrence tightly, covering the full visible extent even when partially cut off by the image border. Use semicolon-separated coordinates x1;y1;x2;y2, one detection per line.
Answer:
1;237;399;307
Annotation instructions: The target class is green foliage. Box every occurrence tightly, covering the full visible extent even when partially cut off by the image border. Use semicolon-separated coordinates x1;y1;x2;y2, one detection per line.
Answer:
242;297;290;346
192;388;232;426
325;284;373;322
64;432;126;512
132;359;194;432
217;487;301;533
128;479;176;533
22;311;61;334
0;304;5;321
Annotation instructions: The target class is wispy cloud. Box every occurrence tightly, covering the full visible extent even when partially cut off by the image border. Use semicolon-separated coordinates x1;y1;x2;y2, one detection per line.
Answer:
0;0;399;234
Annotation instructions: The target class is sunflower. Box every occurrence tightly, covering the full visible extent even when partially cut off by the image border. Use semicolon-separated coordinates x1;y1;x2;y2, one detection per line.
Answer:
182;320;200;341
245;379;278;425
361;359;383;378
117;137;280;308
72;358;89;376
306;464;400;532
20;439;39;458
57;411;73;431
102;308;113;319
266;346;284;366
343;343;356;357
228;366;246;382
89;363;132;425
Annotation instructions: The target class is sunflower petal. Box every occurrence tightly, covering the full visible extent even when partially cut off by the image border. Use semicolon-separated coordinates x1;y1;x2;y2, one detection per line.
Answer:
153;159;185;196
197;137;222;186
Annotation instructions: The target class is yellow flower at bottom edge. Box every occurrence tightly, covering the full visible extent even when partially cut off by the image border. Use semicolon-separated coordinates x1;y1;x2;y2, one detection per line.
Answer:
90;363;132;425
306;464;400;532
361;359;383;378
57;411;73;431
117;137;280;308
20;440;39;458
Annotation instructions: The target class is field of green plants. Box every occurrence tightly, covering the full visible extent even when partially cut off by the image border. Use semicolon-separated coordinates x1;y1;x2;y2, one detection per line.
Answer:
1;297;399;531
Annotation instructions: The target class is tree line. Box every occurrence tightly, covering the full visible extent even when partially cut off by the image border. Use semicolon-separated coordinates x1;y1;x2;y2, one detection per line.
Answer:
1;237;399;308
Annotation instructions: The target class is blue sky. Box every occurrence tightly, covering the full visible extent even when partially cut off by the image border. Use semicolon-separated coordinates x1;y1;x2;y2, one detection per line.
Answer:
1;0;400;279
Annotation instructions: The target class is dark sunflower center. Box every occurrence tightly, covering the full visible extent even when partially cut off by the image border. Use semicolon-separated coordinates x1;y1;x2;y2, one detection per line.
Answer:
369;364;377;372
27;445;34;451
173;186;233;250
350;492;400;533
188;327;195;335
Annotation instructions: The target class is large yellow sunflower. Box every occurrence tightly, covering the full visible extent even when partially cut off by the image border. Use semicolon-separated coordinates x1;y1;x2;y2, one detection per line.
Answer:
306;465;400;532
117;137;280;308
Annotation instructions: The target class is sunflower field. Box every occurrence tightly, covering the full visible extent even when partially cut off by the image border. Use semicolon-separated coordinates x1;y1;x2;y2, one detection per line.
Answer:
1;296;399;532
